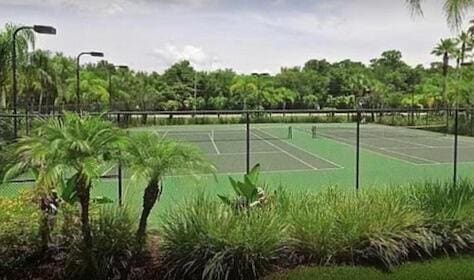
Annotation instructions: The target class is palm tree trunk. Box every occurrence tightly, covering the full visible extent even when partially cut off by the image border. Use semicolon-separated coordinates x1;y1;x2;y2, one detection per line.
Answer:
76;174;98;272
136;178;162;247
38;91;43;113
0;87;6;111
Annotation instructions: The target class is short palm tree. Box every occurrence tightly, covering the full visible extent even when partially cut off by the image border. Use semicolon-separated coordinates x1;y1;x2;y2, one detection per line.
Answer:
3;128;64;251
21;113;124;269
124;132;214;246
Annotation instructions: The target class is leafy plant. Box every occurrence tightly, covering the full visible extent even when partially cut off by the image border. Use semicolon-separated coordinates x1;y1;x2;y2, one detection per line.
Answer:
218;164;270;210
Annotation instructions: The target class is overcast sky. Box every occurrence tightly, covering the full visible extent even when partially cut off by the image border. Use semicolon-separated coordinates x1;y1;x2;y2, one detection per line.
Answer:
0;0;465;74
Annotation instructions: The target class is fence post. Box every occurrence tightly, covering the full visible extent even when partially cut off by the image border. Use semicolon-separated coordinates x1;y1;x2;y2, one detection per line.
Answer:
246;112;250;174
469;109;474;136
25;111;29;136
356;110;361;192
453;108;459;186
118;161;123;206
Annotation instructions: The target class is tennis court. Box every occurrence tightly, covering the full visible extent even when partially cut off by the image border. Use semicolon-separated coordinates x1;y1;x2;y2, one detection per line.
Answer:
131;121;474;176
151;125;343;173
301;123;474;165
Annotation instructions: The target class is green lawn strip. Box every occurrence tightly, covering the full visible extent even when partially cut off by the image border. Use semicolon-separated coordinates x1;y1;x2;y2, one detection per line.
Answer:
265;257;474;280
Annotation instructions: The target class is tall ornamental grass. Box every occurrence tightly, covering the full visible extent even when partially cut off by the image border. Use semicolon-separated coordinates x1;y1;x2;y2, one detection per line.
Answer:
161;195;286;280
160;181;474;280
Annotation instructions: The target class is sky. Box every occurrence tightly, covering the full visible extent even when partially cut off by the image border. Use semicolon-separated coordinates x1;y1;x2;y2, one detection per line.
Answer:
0;0;465;74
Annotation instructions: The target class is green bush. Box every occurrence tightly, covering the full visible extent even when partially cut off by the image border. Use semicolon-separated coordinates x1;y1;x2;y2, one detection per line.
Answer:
286;188;432;269
160;182;474;279
161;195;286;280
404;181;474;255
0;191;41;273
65;205;137;279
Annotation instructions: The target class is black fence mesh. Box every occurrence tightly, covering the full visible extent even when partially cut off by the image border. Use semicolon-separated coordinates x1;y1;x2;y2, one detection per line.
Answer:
0;108;472;200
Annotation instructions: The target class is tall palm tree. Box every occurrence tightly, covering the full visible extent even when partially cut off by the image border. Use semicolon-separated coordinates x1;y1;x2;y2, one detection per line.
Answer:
407;0;474;29
432;38;459;108
124;132;213;247
457;31;473;65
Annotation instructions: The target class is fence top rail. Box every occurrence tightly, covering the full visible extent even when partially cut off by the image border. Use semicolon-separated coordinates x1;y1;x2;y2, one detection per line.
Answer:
108;107;472;115
1;107;473;118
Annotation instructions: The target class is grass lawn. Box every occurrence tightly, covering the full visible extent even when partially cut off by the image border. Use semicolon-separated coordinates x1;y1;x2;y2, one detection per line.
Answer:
266;257;474;280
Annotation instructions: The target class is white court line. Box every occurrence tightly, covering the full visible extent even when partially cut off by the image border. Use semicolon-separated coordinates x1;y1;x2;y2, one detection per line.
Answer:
208;133;221;155
257;129;344;169
164;167;342;179
379;148;439;164
159;130;169;140
320;130;439;165
206;151;282;156
362;130;434;148
300;129;425;166
386;145;474;150
251;131;319;170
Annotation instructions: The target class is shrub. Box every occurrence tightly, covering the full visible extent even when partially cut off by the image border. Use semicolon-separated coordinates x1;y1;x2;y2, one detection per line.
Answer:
405;181;474;255
65;205;137;279
161;195;286;280
286;188;432;269
0;191;41;273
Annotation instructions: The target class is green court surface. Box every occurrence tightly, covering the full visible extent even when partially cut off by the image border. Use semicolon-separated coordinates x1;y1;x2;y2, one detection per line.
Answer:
2;122;474;227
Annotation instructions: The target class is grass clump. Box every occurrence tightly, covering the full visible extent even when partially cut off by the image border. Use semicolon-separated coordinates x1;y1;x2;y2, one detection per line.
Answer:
161;195;286;280
160;181;474;279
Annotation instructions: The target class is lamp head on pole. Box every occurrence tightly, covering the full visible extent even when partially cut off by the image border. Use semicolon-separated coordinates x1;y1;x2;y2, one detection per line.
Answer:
33;25;56;35
90;51;104;57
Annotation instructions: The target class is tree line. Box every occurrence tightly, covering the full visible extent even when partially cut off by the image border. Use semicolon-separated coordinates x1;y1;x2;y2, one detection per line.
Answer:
1;23;474;113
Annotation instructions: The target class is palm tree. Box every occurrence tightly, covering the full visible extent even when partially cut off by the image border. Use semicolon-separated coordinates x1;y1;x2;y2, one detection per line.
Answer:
21;50;56;112
3;133;63;252
432;38;459;107
457;31;473;65
24;113;124;271
124;132;213;247
0;23;35;110
407;0;474;29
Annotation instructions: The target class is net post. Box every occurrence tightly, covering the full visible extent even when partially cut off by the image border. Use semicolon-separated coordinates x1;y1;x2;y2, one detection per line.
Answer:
356;110;361;192
246;112;250;174
288;126;293;139
453;108;459;187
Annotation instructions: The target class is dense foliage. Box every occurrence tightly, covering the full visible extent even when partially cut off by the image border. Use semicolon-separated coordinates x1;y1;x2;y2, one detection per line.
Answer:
160;180;474;280
2;22;474;113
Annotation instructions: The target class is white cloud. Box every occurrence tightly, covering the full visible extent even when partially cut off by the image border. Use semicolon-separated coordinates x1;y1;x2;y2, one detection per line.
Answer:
153;44;216;69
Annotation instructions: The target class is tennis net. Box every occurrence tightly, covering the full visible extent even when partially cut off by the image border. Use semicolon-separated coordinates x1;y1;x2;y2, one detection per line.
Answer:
158;126;292;143
301;124;448;139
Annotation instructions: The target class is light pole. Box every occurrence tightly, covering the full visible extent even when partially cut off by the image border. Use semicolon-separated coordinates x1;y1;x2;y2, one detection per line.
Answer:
12;25;56;138
108;64;128;111
76;51;104;112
